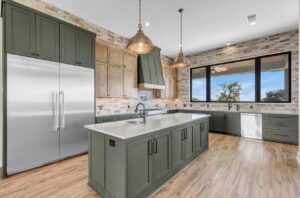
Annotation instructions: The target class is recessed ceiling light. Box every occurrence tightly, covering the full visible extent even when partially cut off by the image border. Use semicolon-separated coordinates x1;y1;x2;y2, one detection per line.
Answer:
247;14;257;26
145;22;151;27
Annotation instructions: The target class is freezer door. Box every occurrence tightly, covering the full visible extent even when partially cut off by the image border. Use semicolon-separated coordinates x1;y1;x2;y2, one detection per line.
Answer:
59;63;94;158
7;54;60;175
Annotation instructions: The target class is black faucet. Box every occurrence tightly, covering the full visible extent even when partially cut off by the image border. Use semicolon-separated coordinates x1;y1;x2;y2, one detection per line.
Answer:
228;102;233;110
135;102;147;123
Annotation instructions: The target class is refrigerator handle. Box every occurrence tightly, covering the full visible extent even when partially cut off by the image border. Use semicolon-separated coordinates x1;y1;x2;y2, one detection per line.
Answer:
53;92;59;132
59;91;65;130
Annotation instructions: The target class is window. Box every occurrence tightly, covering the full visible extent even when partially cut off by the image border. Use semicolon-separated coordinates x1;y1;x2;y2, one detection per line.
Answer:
191;67;207;101
190;52;291;103
210;60;255;102
260;54;290;102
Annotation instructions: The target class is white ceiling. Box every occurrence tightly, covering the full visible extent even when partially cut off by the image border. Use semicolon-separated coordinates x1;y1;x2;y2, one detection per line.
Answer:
43;0;299;57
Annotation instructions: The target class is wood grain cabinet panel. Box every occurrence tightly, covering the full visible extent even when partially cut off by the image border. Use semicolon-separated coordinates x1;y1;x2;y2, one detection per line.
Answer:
96;43;108;63
156;65;178;99
108;65;124;97
123;53;137;98
5;3;35;57
35;14;59;62
108;48;123;66
96;63;108;97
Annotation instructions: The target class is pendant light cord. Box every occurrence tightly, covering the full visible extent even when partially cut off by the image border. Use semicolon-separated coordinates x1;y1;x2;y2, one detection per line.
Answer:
179;9;183;52
138;0;142;30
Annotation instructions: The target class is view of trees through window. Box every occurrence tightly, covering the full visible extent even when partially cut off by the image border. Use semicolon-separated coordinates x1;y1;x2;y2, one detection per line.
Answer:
190;53;291;103
210;60;255;102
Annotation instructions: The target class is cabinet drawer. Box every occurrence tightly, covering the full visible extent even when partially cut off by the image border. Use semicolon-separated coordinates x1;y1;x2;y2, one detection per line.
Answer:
263;129;298;145
263;119;297;132
263;114;298;122
96;115;120;123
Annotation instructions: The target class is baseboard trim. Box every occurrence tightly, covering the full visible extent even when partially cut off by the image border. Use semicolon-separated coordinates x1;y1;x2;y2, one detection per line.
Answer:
297;151;300;164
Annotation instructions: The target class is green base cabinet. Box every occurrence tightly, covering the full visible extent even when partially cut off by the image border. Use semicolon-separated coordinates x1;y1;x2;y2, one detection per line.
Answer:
88;118;209;198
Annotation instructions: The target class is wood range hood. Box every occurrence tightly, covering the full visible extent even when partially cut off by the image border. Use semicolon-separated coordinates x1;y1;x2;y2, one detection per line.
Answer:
138;47;165;90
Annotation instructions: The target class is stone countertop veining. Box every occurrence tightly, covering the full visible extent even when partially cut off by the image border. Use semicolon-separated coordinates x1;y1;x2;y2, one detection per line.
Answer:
86;113;210;140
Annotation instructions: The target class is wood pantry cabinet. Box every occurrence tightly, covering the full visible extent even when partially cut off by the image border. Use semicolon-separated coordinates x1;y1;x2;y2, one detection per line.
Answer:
155;65;178;99
88;118;209;198
95;42;137;98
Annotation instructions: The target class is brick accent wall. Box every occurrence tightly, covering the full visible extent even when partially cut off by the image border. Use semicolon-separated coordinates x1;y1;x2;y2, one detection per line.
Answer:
177;30;299;113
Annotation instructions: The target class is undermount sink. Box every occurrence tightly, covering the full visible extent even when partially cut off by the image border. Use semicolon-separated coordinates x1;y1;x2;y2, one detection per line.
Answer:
126;120;144;125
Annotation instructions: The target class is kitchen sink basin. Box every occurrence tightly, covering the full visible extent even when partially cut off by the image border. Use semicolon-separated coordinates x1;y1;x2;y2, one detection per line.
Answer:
126;120;144;125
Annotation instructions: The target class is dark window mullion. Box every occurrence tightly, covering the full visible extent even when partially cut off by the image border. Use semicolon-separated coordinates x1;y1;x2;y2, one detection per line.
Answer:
206;66;211;102
255;58;261;102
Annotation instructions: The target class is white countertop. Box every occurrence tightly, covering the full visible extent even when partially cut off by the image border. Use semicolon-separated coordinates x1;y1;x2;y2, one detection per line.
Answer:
86;113;210;140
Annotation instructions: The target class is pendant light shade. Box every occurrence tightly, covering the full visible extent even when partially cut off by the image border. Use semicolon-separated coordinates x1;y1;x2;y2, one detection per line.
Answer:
127;0;154;54
173;9;190;68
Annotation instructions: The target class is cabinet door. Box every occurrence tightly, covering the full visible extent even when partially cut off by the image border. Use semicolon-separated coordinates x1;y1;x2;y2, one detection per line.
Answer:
226;112;241;136
96;63;108;97
96;43;108;63
77;31;94;68
193;123;201;153
152;130;171;183
123;66;137;98
108;48;123;66
60;24;77;65
108;65;123;97
213;112;226;132
5;4;35;57
128;136;152;198
184;126;194;160
171;128;185;170
201;119;209;148
35;14;59;62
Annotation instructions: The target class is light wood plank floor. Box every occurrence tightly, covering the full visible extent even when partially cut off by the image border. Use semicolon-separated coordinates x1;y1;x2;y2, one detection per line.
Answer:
0;133;299;198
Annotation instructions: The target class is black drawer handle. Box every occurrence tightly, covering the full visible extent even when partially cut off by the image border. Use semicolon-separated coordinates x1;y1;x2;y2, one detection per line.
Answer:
153;138;158;154
181;130;185;140
148;140;153;155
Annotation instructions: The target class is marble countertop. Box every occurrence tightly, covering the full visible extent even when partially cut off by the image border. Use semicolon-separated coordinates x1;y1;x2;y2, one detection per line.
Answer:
86;113;210;140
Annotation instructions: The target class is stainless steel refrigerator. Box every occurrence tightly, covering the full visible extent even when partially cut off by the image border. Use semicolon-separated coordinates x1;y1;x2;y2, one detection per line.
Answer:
6;54;95;175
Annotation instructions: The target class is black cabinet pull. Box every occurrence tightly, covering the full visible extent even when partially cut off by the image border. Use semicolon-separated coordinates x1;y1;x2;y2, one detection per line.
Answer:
185;129;187;140
153;138;158;153
148;140;153;155
31;52;35;56
35;53;39;56
181;130;185;140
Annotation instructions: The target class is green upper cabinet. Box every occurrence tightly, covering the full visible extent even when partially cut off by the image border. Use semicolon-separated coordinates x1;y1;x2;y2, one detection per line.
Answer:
35;14;59;62
60;24;77;65
77;31;95;68
5;3;35;57
4;2;95;66
60;23;95;68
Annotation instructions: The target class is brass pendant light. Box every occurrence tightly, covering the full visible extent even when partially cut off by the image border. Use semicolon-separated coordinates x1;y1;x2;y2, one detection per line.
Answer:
173;9;190;68
127;0;154;54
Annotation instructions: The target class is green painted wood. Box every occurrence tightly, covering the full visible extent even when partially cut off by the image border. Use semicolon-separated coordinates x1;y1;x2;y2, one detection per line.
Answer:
138;55;151;84
193;122;201;154
225;112;241;136
153;48;164;85
184;126;194;160
5;3;35;57
35;14;59;62
105;138;127;198
152;130;171;183
200;119;209;148
127;136;153;198
60;24;77;65
89;132;105;190
213;111;226;132
77;31;95;68
147;52;158;84
171;128;185;170
96;115;120;123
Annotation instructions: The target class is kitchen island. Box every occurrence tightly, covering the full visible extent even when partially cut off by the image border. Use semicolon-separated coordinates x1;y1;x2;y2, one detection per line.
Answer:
85;113;210;198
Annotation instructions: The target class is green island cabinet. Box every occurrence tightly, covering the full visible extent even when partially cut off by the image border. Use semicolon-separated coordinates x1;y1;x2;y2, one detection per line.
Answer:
88;117;209;198
4;1;95;68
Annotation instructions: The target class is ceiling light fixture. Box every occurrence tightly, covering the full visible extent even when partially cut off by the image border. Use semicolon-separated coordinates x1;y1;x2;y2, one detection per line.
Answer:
226;43;231;46
145;22;151;27
247;14;257;26
127;0;154;54
173;9;190;68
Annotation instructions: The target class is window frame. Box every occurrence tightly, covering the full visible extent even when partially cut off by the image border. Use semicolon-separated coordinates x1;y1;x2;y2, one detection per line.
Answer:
190;51;292;103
